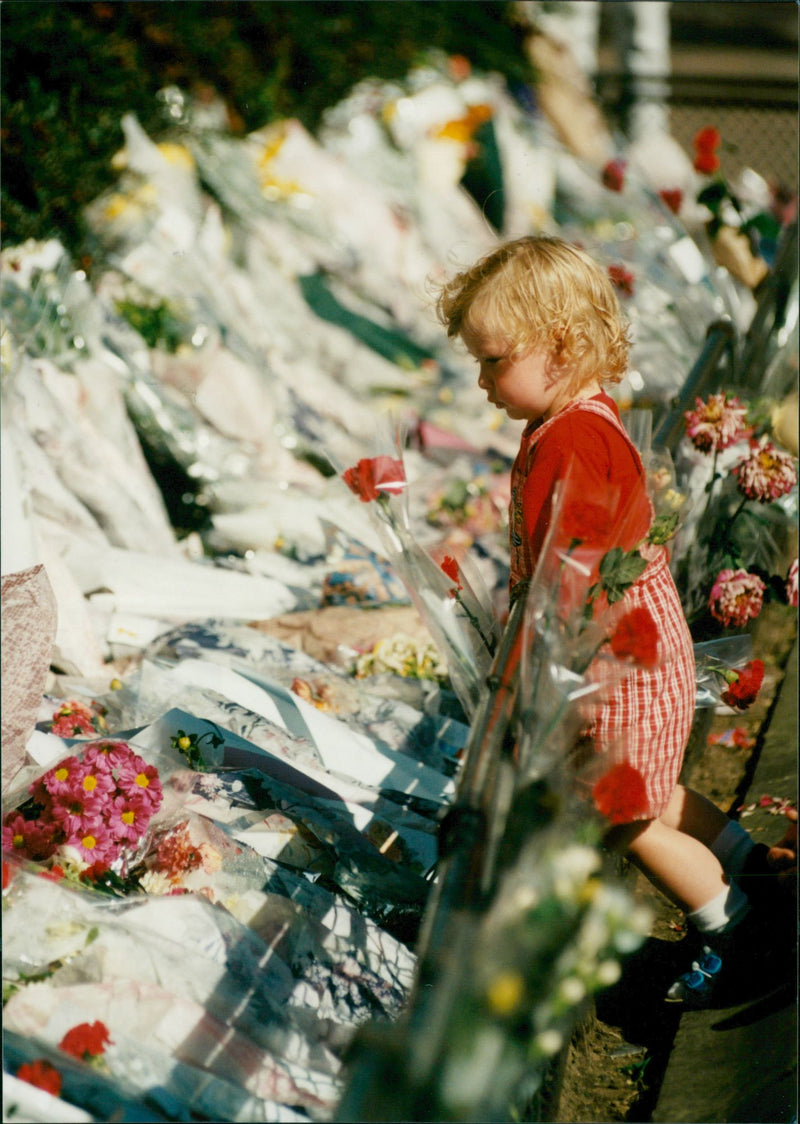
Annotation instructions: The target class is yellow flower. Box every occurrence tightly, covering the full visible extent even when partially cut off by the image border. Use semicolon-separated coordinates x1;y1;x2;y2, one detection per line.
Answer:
486;970;525;1015
156;142;195;170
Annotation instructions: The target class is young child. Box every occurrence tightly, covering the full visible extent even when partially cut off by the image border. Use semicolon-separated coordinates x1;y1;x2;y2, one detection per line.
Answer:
435;234;790;1004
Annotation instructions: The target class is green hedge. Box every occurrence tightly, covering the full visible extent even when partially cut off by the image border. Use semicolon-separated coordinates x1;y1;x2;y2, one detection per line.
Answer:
1;1;531;261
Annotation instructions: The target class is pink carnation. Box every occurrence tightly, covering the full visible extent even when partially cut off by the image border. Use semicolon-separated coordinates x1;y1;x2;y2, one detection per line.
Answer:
708;568;766;628
786;558;798;608
684;393;750;454
732;437;797;502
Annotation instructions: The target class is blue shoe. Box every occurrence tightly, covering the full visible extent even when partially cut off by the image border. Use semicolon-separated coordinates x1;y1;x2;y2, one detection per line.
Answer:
665;946;723;1005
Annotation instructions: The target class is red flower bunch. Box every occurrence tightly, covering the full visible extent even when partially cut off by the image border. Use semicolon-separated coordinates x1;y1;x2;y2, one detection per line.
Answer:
592;762;649;825
693;126;721;174
16;1058;63;1096
609;607;659;669
608;264;635;297
343;456;406;502
59;1020;112;1061
720;659;765;710
601;158;627;193
50;699;100;739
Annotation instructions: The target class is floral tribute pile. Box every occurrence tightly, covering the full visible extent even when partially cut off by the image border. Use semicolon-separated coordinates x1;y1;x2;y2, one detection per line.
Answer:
1;44;797;1124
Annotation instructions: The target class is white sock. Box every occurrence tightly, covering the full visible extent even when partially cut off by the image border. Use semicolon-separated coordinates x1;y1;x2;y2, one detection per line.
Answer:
688;882;750;935
710;820;756;879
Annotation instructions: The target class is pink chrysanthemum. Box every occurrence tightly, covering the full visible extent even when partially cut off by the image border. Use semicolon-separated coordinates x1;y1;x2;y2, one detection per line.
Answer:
77;765;116;801
105;793;151;845
786;558;798;608
70;825;118;864
732;436;797;502
49;792;106;841
41;756;85;799
708;568;766;628
116;754;163;812
82;740;132;772
2;813;60;862
684;393;751;454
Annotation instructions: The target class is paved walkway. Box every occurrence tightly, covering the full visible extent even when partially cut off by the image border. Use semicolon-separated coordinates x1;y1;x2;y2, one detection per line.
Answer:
653;637;798;1124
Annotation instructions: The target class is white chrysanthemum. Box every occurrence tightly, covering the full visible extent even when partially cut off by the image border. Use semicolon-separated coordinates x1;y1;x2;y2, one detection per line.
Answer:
534;1029;564;1057
558;976;587;1005
139;869;174;895
551;845;602;900
595;959;622;986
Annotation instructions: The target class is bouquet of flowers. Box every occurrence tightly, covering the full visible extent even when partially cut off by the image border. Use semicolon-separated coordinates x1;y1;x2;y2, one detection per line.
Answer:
2;739;163;881
674;391;798;629
339;439;500;717
693;635;766;711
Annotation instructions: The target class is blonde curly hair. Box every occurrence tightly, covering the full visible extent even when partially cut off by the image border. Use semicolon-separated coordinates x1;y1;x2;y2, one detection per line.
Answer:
435;235;631;395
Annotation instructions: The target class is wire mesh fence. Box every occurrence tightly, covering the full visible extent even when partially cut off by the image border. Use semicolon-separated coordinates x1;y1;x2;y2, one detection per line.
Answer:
597;74;799;191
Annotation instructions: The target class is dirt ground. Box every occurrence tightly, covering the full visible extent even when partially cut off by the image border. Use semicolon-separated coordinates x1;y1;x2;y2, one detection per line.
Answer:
551;602;798;1124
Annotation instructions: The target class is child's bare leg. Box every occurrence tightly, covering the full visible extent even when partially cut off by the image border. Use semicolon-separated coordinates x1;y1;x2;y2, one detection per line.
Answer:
658;783;730;848
606;818;733;914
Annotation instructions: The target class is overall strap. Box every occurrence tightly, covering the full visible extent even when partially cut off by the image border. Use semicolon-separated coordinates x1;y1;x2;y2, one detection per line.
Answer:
564;397;647;476
521;396;647;479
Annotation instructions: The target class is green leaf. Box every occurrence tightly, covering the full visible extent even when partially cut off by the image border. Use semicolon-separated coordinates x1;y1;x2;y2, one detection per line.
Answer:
598;548;648;603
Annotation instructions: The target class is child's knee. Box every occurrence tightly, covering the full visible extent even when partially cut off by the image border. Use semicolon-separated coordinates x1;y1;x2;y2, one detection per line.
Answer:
604;818;654;854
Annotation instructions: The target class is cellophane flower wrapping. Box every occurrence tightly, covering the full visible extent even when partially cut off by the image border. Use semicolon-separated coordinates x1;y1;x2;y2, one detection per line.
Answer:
335;432;500;719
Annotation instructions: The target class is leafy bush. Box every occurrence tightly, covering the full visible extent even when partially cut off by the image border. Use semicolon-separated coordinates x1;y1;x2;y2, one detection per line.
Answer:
1;1;530;258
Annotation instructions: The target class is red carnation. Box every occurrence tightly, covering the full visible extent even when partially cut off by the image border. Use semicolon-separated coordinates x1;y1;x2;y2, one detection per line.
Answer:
440;555;462;589
558;500;611;548
16;1059;63;1097
592;762;649;825
694;126;721;153
608;264;635;297
342;456;406;502
609;607;659;668
721;659;765;710
694;149;720;175
659;188;683;215
602;158;627;193
59;1020;112;1061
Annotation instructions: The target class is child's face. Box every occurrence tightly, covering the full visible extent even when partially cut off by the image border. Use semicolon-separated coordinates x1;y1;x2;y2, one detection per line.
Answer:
464;330;562;422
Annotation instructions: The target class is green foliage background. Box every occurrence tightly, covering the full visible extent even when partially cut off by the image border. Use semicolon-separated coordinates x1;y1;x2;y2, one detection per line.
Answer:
1;1;531;260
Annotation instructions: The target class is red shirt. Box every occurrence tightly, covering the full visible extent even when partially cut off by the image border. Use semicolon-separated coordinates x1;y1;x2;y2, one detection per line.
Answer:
509;392;652;597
